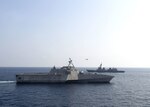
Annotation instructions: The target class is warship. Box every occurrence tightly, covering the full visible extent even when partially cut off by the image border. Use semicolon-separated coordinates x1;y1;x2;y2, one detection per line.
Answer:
87;63;125;73
16;59;114;83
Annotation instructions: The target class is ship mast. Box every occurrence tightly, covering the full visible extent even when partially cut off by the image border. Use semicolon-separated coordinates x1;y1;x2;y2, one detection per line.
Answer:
68;58;75;68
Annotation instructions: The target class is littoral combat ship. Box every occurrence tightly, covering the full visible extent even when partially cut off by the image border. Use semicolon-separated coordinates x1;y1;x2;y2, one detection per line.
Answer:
87;63;125;73
16;59;114;83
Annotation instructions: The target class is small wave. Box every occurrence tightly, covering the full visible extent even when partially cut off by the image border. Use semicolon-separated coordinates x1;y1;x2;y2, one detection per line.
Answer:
0;81;16;84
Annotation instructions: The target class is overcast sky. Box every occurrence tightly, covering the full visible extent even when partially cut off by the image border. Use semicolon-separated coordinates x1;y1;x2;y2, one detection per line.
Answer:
0;0;150;67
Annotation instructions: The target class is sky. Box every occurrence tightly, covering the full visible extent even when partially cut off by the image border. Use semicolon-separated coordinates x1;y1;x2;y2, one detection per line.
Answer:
0;0;150;67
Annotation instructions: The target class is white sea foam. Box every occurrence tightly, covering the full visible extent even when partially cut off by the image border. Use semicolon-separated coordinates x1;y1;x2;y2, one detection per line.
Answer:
0;81;16;84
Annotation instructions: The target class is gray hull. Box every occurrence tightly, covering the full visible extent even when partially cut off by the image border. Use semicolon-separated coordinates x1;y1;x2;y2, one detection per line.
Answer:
87;70;125;73
16;73;114;84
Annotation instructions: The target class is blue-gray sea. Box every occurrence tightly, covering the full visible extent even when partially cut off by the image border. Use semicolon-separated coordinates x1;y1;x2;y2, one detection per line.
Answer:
0;67;150;107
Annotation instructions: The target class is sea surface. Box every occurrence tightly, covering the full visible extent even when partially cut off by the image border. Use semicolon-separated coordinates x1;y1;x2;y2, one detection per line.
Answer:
0;67;150;107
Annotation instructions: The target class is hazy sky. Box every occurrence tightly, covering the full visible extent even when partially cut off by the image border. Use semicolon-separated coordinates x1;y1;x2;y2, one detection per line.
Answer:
0;0;150;67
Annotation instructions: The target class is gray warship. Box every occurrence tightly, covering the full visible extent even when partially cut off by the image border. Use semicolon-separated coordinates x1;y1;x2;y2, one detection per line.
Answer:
16;59;114;83
87;63;125;73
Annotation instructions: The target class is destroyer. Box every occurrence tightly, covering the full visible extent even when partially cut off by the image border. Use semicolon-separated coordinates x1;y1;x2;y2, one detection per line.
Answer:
87;63;125;73
16;59;114;83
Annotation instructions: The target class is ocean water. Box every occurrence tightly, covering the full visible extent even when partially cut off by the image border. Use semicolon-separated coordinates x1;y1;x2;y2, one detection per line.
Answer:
0;67;150;107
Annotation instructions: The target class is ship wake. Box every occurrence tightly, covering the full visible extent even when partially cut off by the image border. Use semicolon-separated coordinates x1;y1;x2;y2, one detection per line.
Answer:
0;81;16;84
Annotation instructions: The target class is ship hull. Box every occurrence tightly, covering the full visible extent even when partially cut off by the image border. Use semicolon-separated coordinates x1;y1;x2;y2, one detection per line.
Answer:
16;73;114;84
87;70;125;73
